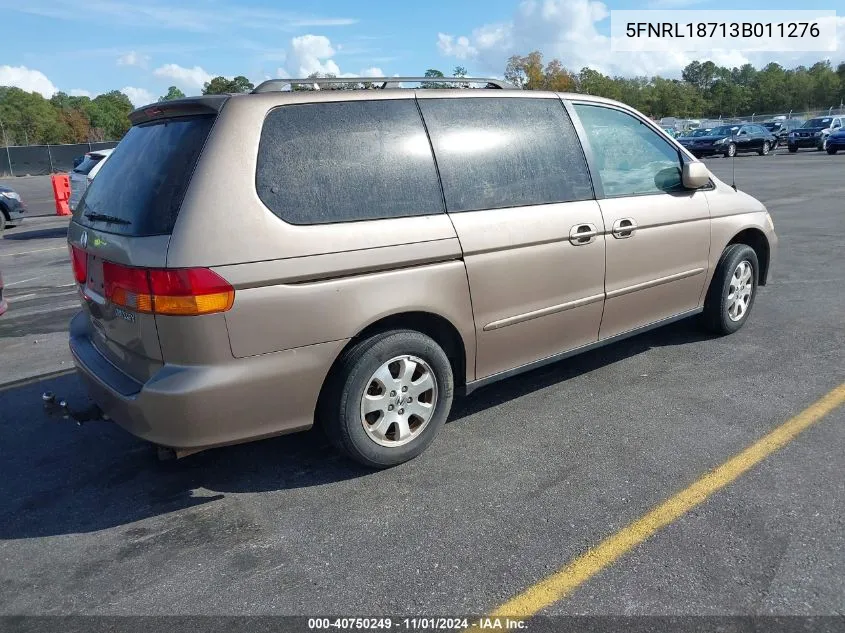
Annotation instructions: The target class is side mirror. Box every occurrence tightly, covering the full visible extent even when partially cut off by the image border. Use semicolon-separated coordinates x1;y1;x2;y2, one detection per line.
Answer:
682;162;710;189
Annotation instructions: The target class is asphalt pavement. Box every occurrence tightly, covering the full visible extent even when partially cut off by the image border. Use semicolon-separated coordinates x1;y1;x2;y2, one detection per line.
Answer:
0;150;844;620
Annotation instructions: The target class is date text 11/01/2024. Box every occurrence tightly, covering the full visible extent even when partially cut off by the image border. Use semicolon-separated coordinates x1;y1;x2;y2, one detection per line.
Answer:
625;22;821;38
307;618;527;630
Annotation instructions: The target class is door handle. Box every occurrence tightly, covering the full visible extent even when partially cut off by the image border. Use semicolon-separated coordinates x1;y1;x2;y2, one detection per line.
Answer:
569;223;598;246
611;218;637;239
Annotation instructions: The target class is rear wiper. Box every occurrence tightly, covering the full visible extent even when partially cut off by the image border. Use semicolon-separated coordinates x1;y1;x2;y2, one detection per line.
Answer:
84;212;131;225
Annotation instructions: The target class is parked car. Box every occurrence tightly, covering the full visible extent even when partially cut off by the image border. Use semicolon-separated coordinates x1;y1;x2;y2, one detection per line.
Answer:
64;81;777;468
826;127;845;154
0;270;6;316
662;127;677;138
683;124;776;158
0;184;27;233
762;119;803;147
787;116;844;152
676;128;713;146
69;149;114;211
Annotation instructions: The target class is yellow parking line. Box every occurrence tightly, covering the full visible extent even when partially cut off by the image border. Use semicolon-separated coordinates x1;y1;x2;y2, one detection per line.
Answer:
489;382;845;619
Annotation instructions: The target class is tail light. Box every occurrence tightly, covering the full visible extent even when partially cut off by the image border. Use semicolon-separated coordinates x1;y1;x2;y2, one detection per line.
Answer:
85;259;234;316
69;245;87;284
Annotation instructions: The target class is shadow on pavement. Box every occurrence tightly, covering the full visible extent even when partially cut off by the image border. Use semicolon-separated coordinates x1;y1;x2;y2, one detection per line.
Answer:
0;318;712;540
2;226;69;241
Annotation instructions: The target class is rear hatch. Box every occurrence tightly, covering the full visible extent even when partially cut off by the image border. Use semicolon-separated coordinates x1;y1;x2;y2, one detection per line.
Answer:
68;100;225;383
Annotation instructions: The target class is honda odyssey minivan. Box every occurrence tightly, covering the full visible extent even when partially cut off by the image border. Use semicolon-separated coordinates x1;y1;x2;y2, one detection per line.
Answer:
67;77;777;468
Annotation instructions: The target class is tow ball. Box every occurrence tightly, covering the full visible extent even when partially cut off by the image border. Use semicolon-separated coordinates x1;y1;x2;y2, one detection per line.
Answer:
41;391;108;425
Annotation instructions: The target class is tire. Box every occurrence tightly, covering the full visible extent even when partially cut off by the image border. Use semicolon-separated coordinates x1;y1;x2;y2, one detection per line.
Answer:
758;141;770;156
828;147;838;155
788;145;798;153
724;143;737;158
702;244;759;335
0;212;6;234
818;138;827;151
320;329;454;468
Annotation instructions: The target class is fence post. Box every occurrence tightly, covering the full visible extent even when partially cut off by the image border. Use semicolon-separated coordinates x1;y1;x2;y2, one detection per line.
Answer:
47;145;55;173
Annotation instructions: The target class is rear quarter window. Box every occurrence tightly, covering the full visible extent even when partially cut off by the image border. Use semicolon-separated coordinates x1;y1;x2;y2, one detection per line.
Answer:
417;97;594;213
256;100;444;225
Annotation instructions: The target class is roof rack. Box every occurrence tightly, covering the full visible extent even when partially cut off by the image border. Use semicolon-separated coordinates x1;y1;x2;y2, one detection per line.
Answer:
251;76;517;93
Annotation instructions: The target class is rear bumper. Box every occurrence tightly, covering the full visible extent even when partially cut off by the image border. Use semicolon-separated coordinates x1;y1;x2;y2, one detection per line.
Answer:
69;312;347;449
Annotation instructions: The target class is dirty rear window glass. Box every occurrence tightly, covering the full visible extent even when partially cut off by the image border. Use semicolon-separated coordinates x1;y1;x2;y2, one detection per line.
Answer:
257;100;444;225
74;115;215;236
418;97;594;212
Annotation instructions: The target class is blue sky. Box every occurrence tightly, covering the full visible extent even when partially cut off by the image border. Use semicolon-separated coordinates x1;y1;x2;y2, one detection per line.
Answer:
0;0;842;106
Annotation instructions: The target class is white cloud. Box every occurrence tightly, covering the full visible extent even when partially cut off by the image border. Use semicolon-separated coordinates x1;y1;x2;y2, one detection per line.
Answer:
278;34;384;80
0;65;57;97
436;0;845;79
70;88;92;97
117;51;151;68
122;86;155;107
437;34;478;60
153;63;213;91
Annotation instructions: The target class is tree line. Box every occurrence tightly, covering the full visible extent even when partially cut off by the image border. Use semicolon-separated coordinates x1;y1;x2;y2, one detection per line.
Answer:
0;76;254;146
2;59;843;146
491;53;845;119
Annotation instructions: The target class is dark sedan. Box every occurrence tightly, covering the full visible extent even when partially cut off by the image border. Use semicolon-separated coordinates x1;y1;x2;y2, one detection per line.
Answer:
826;128;845;154
0;184;27;233
787;116;844;152
762;119;803;147
679;124;776;158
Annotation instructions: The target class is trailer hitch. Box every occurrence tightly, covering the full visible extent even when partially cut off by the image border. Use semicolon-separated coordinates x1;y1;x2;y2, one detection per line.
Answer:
42;391;108;425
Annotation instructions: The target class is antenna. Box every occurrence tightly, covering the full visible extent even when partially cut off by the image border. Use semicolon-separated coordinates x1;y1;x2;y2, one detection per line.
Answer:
731;128;737;191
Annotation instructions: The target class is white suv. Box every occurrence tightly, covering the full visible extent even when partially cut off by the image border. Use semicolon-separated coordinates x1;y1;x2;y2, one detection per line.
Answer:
69;149;114;211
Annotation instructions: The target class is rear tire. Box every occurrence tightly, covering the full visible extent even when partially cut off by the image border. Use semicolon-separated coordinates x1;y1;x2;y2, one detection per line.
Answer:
702;244;759;335
0;212;6;235
724;143;737;158
320;330;454;468
758;141;770;156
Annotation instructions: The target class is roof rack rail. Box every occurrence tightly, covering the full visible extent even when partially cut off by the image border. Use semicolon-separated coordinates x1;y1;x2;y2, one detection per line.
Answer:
251;76;517;93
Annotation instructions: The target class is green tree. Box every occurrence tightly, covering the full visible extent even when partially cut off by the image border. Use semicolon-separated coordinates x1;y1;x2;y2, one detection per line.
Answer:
160;86;186;101
202;75;254;95
422;68;447;89
85;91;133;140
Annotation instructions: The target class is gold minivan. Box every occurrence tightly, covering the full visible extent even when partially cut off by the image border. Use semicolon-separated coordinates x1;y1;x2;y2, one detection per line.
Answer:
66;77;777;467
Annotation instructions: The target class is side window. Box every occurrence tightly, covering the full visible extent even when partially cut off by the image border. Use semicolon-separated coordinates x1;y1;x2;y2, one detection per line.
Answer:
418;97;593;213
573;104;683;198
256;100;444;225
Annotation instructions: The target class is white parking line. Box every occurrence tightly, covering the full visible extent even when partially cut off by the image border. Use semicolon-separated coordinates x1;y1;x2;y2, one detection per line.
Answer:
4;302;80;318
5;276;44;286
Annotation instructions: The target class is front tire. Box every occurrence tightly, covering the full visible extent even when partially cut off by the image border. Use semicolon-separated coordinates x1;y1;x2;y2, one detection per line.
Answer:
758;141;770;156
828;147;838;155
320;330;454;468
818;138;828;151
724;143;737;158
788;145;798;153
702;244;759;335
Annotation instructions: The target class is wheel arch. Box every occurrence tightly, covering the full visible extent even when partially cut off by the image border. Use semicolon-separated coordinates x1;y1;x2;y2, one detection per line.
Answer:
728;228;770;286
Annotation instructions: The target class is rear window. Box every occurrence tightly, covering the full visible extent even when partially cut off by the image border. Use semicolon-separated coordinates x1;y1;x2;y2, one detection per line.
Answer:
417;97;594;213
74;115;215;236
256;100;444;224
72;154;104;175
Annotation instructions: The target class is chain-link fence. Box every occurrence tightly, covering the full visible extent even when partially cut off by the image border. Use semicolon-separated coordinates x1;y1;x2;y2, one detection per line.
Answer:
660;106;845;131
0;142;119;178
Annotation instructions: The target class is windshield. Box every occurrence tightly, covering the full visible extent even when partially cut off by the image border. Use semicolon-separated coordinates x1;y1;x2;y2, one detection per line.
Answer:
763;123;780;130
803;118;832;128
709;126;740;137
685;129;711;137
75;115;215;236
72;154;104;175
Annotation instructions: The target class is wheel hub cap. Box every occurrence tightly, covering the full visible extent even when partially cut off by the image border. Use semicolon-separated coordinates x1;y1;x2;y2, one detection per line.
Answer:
360;355;438;447
727;260;753;322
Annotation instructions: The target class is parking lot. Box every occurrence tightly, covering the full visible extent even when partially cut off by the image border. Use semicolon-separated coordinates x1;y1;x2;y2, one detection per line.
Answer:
1;151;844;619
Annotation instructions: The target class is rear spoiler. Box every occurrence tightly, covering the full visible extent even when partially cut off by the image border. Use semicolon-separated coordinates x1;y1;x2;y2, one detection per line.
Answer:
128;96;229;126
